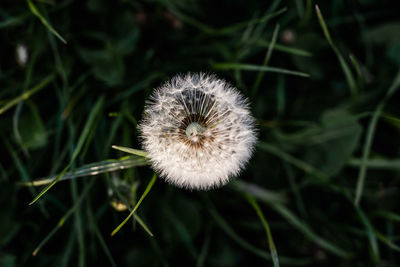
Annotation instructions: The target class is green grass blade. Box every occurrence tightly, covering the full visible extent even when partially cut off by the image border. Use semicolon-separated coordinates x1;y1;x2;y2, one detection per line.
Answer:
258;142;328;181
375;211;400;222
5;139;48;215
252;24;280;97
32;180;94;255
246;195;280;267
216;8;287;35
87;201;117;267
271;204;352;258
354;70;400;206
133;214;154;237
0;12;30;29
231;180;287;204
349;54;363;83
254;40;312;57
71;97;105;161
354;205;380;262
164;207;198;258
105;173;154;237
0;73;55;116
112;145;148;157
29;96;104;205
375;232;400;252
196;230;211;267
208;206;312;265
348;158;400;170
111;173;157;236
213;63;310;77
29;164;71;205
26;0;67;44
21;156;149;186
70;180;85;267
315;5;357;97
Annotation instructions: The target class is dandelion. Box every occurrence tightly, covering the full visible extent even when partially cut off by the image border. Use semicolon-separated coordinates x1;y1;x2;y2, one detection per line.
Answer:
139;73;257;190
16;44;29;67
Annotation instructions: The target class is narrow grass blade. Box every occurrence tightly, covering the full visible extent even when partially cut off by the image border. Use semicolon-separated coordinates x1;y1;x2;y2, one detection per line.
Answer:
164;207;198;258
196;230;211;267
29;164;71;205
315;5;357;97
231;180;287;204
348;158;400;170
112;145;148;158
271;204;352;258
213;63;310;77
349;54;363;84
254;40;312;57
258;142;328;181
208;206;312;265
71;97;105;161
375;211;400;222
252;24;280;97
70;180;85;267
236;179;351;258
26;0;67;44
32;180;94;256
106;173;154;237
354;70;400;206
246;195;280;267
0;73;55;116
29;96;104;205
375;232;400;252
111;173;157;236
87;199;117;267
382;113;400;128
21;156;149;186
216;8;287;35
0;12;30;29
5;140;48;215
133;214;154;237
354;205;380;262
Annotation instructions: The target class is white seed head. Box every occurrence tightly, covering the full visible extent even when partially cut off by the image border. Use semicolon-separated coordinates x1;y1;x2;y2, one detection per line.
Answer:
16;44;29;67
139;73;257;190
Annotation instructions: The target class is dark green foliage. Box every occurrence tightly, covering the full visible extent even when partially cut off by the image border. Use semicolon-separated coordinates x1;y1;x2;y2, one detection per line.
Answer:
1;0;400;266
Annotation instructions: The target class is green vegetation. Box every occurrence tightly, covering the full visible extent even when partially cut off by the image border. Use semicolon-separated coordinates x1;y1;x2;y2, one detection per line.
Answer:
1;0;399;266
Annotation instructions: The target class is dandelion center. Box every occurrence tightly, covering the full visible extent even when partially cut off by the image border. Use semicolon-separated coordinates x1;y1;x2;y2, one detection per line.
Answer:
185;122;205;138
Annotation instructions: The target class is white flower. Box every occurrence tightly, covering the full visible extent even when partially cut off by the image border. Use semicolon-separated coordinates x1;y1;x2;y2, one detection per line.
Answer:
139;73;257;190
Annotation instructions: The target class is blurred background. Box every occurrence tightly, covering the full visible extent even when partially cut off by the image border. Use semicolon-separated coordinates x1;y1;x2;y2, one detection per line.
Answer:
1;0;400;266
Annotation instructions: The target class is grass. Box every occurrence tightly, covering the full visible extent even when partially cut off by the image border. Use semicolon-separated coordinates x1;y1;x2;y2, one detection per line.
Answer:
1;0;400;266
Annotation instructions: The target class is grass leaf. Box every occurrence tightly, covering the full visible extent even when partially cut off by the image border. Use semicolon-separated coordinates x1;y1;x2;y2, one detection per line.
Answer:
112;145;148;158
252;23;280;97
32;180;95;256
0;73;55;116
213;63;310;77
26;0;67;44
110;173;157;236
271;204;352;258
315;5;357;97
354;205;380;262
246;194;280;267
354;70;400;206
29;96;104;205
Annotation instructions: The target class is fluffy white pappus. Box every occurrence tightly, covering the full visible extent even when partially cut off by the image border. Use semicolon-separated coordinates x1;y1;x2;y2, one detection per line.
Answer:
139;73;257;190
16;44;29;67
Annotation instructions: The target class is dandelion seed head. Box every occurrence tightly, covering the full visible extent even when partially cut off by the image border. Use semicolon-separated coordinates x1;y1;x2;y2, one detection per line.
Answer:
16;44;29;67
139;73;257;190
